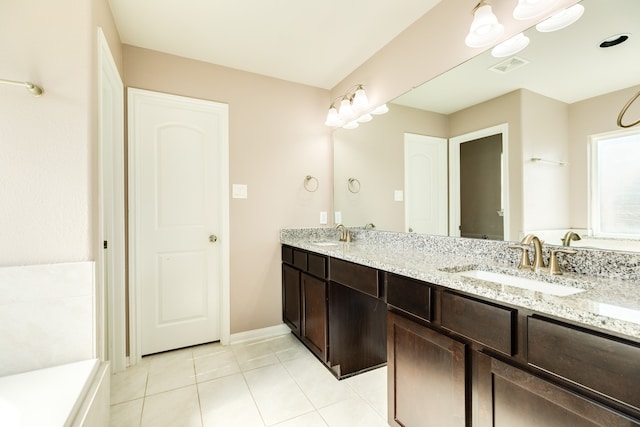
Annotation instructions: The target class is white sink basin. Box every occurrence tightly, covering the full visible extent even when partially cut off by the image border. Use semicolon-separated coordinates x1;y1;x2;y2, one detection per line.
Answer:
311;241;340;247
457;270;585;296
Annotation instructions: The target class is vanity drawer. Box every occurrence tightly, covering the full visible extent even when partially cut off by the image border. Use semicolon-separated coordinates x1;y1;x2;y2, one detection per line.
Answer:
282;245;294;265
292;248;308;271
386;273;433;322
329;258;379;298
527;316;640;411
441;291;517;356
307;253;328;280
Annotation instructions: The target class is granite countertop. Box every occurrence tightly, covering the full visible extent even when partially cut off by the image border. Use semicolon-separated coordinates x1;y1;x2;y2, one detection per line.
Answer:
281;233;640;342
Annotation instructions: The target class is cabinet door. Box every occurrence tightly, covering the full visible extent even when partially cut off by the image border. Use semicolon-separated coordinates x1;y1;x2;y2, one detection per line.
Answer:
474;352;640;427
301;273;328;363
282;264;300;335
388;311;467;427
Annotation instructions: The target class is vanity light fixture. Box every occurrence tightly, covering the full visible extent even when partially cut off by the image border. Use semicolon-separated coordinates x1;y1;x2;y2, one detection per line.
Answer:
491;32;530;57
513;0;559;21
535;4;584;32
324;84;388;129
465;1;505;48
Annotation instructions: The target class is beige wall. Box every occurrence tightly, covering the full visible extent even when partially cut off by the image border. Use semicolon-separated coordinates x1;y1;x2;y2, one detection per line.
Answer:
521;90;570;233
0;0;120;266
123;46;332;333
333;104;447;231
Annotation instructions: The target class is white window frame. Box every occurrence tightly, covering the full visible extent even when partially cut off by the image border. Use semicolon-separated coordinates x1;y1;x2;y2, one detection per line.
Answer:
589;128;640;239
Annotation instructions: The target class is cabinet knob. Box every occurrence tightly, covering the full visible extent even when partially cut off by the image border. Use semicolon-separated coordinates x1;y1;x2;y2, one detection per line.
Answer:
209;234;218;243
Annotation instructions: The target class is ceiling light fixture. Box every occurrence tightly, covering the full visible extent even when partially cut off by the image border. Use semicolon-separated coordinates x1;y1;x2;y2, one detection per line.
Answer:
325;85;388;129
535;4;584;32
491;32;530;57
465;1;505;48
513;0;559;21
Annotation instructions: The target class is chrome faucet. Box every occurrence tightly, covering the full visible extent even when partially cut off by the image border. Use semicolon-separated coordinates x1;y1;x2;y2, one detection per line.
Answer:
561;231;581;246
335;223;351;242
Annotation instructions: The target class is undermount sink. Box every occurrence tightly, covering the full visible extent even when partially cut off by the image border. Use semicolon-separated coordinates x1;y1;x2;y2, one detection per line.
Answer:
311;241;340;247
457;270;585;296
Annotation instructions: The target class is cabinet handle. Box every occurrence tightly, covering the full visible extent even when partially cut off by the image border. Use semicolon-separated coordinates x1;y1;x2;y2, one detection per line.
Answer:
209;234;218;243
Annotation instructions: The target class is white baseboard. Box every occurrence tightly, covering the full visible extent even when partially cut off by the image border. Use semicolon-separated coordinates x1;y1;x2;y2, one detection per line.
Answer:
229;324;291;345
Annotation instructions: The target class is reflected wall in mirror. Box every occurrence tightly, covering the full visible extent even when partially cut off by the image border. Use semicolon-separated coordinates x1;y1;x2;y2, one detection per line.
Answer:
333;0;640;252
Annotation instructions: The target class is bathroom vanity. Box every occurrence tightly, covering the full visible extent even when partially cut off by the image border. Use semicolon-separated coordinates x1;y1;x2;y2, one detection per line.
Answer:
281;229;640;427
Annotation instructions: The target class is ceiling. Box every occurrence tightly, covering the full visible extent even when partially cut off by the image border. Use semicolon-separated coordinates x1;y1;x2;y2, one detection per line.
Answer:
107;0;442;90
394;0;640;114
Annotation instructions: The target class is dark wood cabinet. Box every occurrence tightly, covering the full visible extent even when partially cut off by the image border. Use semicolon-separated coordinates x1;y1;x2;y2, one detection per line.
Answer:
474;351;640;427
527;315;640;414
283;245;640;425
388;311;467;427
300;272;328;362
282;246;329;362
282;263;301;335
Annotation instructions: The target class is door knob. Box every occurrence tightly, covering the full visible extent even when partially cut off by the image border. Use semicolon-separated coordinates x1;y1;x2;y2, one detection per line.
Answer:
209;234;218;243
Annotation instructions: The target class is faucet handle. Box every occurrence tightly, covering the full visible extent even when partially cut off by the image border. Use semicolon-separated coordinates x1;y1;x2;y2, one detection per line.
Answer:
548;248;578;275
509;244;532;270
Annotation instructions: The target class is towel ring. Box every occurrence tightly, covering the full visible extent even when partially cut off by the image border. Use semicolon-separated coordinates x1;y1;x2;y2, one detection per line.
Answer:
348;177;361;193
617;90;640;128
304;175;319;192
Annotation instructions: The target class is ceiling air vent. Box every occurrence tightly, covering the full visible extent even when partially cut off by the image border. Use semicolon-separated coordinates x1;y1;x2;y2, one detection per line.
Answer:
489;56;529;74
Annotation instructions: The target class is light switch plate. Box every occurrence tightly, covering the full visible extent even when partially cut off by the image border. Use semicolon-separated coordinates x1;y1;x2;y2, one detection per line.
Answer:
320;211;328;224
232;184;248;199
334;211;342;224
394;190;404;202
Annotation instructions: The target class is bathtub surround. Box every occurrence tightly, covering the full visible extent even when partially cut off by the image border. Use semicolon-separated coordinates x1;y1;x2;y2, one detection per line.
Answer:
0;359;110;427
0;262;95;376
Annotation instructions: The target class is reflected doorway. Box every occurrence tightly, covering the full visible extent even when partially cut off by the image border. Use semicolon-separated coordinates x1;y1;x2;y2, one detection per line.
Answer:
449;124;509;241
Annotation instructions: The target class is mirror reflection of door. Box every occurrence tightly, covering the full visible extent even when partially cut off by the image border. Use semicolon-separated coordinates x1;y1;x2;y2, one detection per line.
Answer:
459;134;503;240
404;133;448;235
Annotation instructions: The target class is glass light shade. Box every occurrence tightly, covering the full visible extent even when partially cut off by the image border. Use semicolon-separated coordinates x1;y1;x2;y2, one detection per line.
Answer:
342;121;359;129
352;87;369;112
356;113;373;123
371;104;389;115
513;0;559;20
491;32;530;57
338;98;354;120
465;4;505;48
324;107;340;127
535;4;584;32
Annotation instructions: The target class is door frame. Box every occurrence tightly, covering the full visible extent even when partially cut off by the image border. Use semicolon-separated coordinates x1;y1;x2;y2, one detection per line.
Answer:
127;88;231;365
97;28;126;372
449;123;510;241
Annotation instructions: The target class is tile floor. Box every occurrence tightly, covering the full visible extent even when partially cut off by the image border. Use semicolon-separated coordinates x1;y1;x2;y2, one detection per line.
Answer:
110;333;389;426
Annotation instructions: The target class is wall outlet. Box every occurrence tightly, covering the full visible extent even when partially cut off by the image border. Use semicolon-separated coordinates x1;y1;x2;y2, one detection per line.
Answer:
394;190;404;202
334;211;342;224
320;211;328;224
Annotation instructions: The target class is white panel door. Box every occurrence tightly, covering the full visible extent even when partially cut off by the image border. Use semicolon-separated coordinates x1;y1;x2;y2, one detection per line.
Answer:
129;89;228;356
404;133;448;235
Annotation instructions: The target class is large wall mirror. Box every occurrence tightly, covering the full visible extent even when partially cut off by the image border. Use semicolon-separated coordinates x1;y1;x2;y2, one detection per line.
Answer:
333;0;640;252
